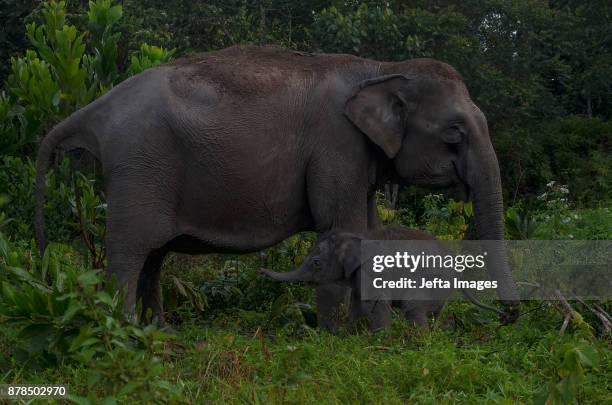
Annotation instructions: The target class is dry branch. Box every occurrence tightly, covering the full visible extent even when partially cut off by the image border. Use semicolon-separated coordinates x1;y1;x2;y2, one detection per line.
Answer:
573;295;612;335
555;290;579;336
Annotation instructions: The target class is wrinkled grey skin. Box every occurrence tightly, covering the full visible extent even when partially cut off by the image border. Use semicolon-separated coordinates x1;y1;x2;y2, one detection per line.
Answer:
261;226;503;330
35;46;519;328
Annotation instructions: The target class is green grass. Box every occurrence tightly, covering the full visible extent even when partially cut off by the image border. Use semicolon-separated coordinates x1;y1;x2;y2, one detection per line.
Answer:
2;290;610;404
5;304;611;404
1;207;611;404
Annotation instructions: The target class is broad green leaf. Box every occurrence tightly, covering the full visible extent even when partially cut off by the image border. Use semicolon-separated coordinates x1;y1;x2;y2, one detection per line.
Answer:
62;299;84;323
77;269;101;286
574;345;599;369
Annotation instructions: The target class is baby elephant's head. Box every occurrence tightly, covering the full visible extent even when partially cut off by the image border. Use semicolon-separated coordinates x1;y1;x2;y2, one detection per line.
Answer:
261;232;362;285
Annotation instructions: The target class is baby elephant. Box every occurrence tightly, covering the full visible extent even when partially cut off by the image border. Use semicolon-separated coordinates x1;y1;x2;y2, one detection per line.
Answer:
261;226;502;331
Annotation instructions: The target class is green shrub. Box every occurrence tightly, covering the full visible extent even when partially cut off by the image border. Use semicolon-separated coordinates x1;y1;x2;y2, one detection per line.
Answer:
198;257;311;317
0;0;175;255
542;116;612;205
3;0;93;155
498;116;612;208
311;3;471;63
1;0;174;157
421;194;472;240
71;172;107;268
0;91;35;156
0;156;74;242
505;206;539;240
128;43;174;76
69;347;186;404
86;0;124;86
24;1;92;109
0;232;173;368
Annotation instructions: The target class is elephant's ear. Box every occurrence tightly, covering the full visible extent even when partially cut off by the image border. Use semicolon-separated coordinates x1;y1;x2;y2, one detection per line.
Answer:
339;238;362;280
344;74;410;158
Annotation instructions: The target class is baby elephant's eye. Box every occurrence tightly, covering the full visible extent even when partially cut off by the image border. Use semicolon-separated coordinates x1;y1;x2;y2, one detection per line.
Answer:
313;258;321;267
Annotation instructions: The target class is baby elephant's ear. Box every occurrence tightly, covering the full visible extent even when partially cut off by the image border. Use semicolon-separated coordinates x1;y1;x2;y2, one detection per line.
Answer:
340;239;362;279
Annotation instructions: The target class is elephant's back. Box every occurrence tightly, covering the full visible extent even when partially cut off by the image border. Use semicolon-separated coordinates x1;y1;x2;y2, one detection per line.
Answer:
166;45;377;98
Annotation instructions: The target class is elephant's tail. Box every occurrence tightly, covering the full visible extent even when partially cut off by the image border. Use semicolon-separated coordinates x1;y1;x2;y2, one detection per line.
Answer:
35;115;98;257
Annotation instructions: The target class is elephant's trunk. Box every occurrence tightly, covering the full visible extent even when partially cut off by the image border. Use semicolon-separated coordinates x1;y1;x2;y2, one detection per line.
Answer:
260;265;311;283
466;134;520;321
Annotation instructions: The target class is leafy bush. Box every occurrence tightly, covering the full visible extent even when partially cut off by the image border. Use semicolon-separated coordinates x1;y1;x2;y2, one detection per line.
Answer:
312;4;403;58
540;116;612;205
0;156;73;241
128;43;174;76
24;1;92;109
71;172;107;268
198;256;312;318
505;206;540;240
69;347;186;404
535;343;600;404
527;181;612;240
1;0;174;157
497;116;612;208
0;232;173;367
0;0;33;82
0;91;34;156
421;194;472;240
0;231;186;403
0;155;110;264
5;0;98;152
86;0;123;85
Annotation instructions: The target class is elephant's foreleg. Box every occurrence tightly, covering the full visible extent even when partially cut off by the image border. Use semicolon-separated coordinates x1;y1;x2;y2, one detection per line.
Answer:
350;298;392;332
402;300;443;330
316;285;351;331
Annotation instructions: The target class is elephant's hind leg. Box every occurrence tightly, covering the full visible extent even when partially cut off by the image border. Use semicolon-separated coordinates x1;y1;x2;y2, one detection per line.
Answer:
137;248;168;325
106;250;149;314
104;175;177;323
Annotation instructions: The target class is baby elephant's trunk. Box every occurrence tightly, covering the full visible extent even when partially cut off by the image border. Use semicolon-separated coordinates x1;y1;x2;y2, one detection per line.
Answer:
260;266;311;283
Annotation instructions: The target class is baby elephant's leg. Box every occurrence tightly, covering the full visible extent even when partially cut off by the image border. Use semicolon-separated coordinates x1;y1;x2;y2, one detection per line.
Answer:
402;301;434;329
350;293;392;331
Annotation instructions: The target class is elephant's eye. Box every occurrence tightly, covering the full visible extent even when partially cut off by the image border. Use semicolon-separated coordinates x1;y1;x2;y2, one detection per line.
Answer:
442;125;464;144
313;258;321;268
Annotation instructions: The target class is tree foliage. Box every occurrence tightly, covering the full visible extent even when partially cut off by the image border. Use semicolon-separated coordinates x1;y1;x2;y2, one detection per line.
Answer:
0;0;610;204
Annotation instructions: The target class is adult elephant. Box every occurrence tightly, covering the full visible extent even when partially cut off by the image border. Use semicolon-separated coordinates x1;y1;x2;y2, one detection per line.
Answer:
35;45;519;328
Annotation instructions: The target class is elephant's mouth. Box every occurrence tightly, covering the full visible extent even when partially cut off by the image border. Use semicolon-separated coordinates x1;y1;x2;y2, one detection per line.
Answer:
402;174;455;188
449;160;470;201
401;163;469;201
453;160;470;201
403;173;464;190
443;180;470;202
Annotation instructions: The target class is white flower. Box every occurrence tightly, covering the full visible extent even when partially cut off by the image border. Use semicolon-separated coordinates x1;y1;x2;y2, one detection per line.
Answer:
546;181;556;188
560;186;569;194
568;234;574;239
